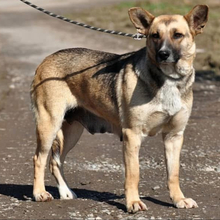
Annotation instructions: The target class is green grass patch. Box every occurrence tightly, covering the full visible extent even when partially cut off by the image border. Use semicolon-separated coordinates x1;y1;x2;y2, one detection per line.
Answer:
115;1;191;15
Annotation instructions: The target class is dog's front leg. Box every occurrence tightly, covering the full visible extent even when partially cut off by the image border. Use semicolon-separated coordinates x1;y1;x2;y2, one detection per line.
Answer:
163;132;198;209
123;128;147;213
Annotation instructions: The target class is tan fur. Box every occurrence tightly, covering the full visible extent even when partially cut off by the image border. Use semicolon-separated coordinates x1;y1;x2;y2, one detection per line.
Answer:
31;5;208;213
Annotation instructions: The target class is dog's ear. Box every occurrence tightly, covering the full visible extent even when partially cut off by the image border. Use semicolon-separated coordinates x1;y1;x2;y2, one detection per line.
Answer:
128;7;154;35
184;5;209;35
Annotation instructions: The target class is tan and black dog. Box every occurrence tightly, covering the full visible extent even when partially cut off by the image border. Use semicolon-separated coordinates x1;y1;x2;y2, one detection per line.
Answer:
31;5;208;213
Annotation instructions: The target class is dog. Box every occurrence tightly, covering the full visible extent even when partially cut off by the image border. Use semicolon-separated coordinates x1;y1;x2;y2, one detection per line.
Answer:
31;5;208;213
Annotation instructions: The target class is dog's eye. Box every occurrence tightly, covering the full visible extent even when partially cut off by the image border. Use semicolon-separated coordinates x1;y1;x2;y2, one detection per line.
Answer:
152;33;160;39
173;33;184;39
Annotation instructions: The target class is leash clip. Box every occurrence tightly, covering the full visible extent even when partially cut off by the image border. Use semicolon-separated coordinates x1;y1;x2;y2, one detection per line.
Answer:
133;33;143;40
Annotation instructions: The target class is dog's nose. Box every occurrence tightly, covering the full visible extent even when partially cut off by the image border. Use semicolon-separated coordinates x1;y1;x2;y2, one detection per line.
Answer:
158;50;170;61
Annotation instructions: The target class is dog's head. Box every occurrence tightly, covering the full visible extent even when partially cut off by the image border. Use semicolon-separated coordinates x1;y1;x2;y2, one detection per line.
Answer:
129;5;209;78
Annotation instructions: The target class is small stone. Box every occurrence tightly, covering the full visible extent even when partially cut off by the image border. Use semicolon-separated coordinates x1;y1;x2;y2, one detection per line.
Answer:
180;163;186;167
204;166;215;172
9;84;15;89
138;217;148;220
68;212;77;217
152;185;160;190
80;181;91;185
102;209;111;215
214;166;220;172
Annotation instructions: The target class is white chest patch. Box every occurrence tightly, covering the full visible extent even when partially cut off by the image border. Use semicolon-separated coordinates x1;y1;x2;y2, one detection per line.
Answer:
160;81;182;116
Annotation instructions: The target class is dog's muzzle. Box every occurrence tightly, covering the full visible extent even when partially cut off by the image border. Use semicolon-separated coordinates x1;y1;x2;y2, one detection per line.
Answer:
157;50;170;62
156;48;180;64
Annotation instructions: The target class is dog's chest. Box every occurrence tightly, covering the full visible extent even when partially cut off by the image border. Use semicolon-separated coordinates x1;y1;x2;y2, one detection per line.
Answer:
159;81;182;116
130;81;183;137
141;82;182;137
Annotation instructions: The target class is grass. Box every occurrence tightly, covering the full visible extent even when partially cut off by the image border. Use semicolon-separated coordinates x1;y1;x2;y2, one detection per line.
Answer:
115;1;191;15
68;0;220;74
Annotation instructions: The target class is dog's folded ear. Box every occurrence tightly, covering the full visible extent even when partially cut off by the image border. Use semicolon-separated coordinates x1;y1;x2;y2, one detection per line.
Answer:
184;5;209;35
128;7;154;35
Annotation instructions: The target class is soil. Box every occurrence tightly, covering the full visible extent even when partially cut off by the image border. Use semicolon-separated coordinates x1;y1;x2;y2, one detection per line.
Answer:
0;0;219;219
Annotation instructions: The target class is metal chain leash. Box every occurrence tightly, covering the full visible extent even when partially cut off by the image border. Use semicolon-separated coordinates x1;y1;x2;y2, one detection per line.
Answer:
20;0;146;40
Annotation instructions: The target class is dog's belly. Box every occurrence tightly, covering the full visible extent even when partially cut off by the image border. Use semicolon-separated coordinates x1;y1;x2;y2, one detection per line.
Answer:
64;107;122;136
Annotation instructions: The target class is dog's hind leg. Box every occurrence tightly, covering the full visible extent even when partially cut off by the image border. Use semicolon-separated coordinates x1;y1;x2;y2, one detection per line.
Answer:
50;120;84;200
33;100;68;202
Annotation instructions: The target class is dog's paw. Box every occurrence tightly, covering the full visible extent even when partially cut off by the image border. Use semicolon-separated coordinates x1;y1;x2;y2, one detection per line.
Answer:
175;198;198;209
34;191;54;202
127;200;147;213
59;186;77;200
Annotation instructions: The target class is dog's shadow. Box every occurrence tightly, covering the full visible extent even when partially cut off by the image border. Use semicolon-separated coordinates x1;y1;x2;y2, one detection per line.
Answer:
0;184;173;212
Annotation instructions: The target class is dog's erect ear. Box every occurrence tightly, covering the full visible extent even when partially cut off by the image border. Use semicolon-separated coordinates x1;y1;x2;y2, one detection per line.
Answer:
128;7;154;35
184;5;209;35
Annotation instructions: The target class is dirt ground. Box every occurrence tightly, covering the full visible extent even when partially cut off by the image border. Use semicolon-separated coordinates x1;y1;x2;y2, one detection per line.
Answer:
0;0;219;219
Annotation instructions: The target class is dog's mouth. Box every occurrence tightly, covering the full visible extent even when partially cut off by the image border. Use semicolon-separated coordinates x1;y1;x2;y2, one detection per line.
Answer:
159;61;176;65
158;60;193;80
